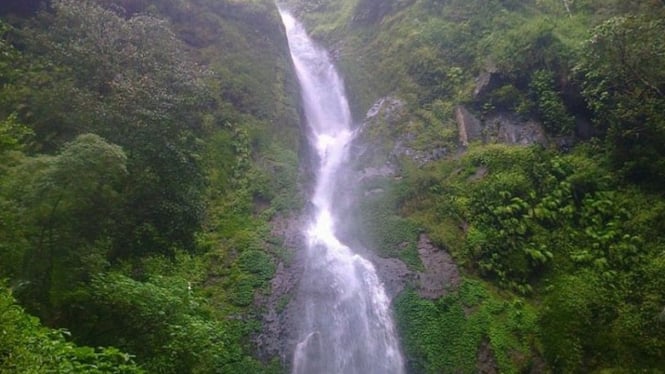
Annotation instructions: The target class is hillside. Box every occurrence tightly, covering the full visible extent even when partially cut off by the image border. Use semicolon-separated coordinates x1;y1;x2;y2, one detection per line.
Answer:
1;0;664;373
0;0;302;372
282;0;665;372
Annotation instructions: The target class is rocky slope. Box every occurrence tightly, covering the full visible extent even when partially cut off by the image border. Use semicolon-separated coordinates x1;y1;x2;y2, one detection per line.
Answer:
272;0;665;372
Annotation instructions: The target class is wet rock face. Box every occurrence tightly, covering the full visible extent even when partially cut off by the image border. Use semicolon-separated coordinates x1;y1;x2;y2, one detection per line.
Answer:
360;96;450;167
416;234;461;299
353;236;460;302
455;105;548;147
476;339;500;374
371;255;413;300
473;65;502;99
352;98;462;301
483;112;547;146
254;214;307;366
364;96;407;127
353;96;405;175
483;113;547;145
456;105;483;147
391;138;450;166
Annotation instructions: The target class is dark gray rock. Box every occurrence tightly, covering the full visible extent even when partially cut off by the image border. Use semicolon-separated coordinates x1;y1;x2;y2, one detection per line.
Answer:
456;106;548;148
474;64;501;99
371;255;413;300
483;112;547;146
575;117;600;140
391;139;449;166
358;165;397;180
455;105;483;147
361;96;451;167
476;338;499;374
364;96;406;124
254;213;307;366
416;234;460;299
365;234;462;302
354;96;405;175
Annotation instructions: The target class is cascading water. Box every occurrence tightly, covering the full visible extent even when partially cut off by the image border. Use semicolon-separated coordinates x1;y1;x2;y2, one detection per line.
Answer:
279;9;405;374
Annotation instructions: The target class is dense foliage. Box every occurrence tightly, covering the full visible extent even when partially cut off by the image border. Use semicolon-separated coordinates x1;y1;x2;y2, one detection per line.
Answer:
284;0;665;372
2;0;665;372
395;280;539;373
1;284;143;373
1;0;299;372
402;144;665;370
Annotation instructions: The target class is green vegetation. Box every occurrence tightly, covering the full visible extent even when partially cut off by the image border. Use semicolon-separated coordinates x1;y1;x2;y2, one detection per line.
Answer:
396;280;538;373
578;13;665;186
1;0;299;372
346;178;422;269
530;69;575;135
403;144;665;370
2;0;665;372
284;0;665;372
0;284;142;373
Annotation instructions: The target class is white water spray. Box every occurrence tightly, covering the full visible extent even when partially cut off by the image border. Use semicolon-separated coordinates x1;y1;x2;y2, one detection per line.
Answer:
279;9;405;374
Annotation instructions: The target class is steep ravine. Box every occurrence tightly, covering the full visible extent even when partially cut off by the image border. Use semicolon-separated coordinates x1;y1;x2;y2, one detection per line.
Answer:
260;1;665;373
274;9;406;373
256;72;463;372
261;0;552;372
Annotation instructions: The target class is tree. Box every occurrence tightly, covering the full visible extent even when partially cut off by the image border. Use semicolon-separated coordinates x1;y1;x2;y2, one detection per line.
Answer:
16;0;211;256
0;284;142;373
4;134;127;316
86;272;256;373
578;13;665;185
0;114;32;155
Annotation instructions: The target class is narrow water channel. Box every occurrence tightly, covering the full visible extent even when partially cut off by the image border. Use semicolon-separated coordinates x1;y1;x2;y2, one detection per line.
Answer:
279;9;405;374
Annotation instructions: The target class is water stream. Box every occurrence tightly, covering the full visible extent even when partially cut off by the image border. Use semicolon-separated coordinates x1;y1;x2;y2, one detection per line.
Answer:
279;9;405;374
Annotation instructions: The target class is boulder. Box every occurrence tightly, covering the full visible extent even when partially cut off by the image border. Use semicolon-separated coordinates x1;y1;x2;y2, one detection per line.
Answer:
254;214;307;365
455;105;482;147
416;234;460;299
483;112;547;146
364;96;406;124
473;64;501;99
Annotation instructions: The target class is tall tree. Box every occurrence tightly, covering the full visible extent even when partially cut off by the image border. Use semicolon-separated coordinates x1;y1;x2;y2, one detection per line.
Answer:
579;13;665;185
4;134;127;317
16;0;211;256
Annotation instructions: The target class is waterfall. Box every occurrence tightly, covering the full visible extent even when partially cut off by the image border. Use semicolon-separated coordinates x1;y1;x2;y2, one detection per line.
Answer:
279;9;405;374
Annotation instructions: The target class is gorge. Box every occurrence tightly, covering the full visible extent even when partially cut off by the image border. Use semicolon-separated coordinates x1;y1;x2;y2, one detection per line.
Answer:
280;9;404;374
1;0;664;373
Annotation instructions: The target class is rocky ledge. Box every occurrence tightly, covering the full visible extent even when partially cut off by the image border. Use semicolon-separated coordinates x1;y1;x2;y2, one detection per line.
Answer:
456;105;548;147
416;234;461;299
